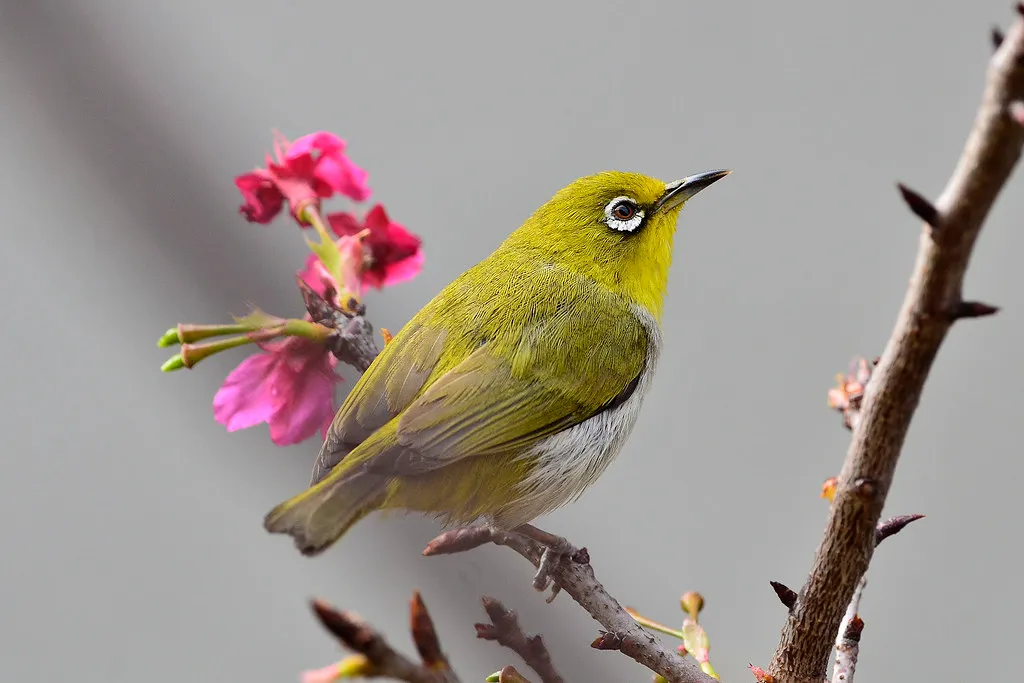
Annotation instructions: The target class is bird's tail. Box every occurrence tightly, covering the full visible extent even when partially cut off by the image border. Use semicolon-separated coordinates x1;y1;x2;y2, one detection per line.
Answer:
263;470;388;555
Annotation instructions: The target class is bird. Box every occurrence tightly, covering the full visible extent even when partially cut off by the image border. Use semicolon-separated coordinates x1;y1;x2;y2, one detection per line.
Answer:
264;168;730;584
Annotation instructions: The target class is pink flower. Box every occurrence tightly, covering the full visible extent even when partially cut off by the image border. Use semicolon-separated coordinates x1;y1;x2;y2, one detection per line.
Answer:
213;336;341;445
234;131;371;224
300;235;366;302
327;204;423;290
234;170;283;223
288;132;371;203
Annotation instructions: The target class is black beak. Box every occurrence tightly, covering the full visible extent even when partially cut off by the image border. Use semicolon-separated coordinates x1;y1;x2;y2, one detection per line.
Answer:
652;169;731;214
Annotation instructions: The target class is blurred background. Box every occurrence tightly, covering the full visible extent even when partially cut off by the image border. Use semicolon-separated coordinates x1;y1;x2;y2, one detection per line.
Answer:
1;1;1021;681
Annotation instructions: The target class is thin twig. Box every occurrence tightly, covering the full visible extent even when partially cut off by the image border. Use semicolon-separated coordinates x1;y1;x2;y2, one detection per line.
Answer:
831;577;866;683
311;597;459;683
425;527;714;683
769;11;1024;682
475;597;565;683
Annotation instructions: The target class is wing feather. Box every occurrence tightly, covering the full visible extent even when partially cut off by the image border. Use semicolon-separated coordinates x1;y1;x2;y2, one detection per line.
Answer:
365;294;648;477
310;323;447;483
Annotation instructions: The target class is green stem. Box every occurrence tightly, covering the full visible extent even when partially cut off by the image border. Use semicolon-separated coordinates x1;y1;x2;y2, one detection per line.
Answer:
177;322;255;344
180;334;257;369
299;203;362;310
300;202;336;245
625;609;686;640
159;318;333;372
283;318;333;342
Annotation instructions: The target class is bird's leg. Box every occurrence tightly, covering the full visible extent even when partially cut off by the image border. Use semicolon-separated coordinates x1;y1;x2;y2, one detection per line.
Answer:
513;524;578;602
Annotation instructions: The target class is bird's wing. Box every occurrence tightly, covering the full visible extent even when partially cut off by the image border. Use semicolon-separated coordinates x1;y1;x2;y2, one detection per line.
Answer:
310;322;448;483
363;294;649;476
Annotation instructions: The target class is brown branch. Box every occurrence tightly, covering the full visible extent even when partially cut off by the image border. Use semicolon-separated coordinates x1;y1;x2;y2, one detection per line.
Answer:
425;527;715;683
297;276;381;372
475;597;565;683
769;10;1024;683
311;596;459;683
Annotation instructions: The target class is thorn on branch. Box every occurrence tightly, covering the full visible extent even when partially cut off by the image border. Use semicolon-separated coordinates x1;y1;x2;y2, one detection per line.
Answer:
875;514;925;546
1018;2;1024;18
951;300;1000;320
475;597;565;683
769;581;798;611
993;26;1005;49
310;597;455;683
409;591;448;669
896;183;940;228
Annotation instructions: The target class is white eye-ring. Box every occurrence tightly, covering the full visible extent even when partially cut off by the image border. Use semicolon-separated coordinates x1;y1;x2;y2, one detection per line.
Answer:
603;196;644;233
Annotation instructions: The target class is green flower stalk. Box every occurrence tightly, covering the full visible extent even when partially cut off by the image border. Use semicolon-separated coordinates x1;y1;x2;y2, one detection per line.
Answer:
300;202;364;313
159;317;334;371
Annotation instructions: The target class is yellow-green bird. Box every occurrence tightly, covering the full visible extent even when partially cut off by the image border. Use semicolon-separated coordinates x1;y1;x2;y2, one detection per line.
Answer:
264;169;729;561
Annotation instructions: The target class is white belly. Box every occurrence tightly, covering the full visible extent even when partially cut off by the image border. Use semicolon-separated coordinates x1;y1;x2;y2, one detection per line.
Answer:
491;304;663;528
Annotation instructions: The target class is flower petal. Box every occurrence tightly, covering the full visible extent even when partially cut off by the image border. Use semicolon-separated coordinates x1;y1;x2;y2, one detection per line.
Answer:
326;211;363;238
376;248;425;288
317;154;371;202
357;204;424;289
299;252;338;300
213;352;279;431
287;131;346;159
266;340;341;445
234;170;284;223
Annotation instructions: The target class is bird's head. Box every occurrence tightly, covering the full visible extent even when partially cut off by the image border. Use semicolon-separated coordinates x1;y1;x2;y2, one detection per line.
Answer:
508;169;730;319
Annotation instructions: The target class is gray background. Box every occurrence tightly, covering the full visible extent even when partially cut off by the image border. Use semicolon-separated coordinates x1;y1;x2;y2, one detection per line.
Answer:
1;1;1020;681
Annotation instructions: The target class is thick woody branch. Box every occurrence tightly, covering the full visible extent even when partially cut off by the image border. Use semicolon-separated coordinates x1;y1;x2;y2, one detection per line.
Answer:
425;527;715;683
769;12;1024;683
311;595;459;683
475;597;565;683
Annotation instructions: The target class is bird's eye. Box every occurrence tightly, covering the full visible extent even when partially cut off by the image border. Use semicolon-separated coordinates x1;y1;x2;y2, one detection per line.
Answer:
612;201;636;220
603;197;644;233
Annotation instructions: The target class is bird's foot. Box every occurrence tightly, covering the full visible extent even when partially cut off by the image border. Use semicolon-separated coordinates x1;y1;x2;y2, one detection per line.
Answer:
513;524;580;603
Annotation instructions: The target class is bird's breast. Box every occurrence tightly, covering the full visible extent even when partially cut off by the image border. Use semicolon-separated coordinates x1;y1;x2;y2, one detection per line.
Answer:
493;304;663;527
